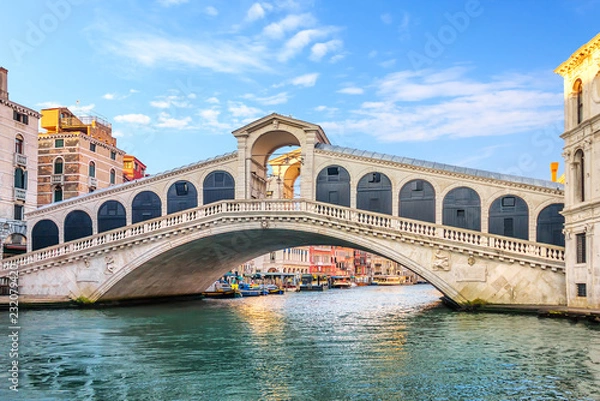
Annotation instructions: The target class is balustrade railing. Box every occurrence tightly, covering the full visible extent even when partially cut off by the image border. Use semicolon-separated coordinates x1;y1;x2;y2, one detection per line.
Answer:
1;199;565;272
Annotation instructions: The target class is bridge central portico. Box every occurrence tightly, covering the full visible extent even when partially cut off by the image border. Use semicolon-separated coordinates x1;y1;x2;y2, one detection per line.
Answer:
2;114;567;306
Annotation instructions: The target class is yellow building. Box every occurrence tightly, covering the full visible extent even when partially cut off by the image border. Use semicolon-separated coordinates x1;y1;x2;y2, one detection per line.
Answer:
123;154;147;182
37;107;125;206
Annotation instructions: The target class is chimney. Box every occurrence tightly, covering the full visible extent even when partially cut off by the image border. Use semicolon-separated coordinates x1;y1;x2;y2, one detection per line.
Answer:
0;67;8;100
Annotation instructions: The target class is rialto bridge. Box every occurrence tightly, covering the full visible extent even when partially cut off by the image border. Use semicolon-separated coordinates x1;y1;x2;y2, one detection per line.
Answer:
1;114;567;307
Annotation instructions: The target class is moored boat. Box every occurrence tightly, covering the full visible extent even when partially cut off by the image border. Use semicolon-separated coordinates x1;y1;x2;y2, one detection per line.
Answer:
371;275;406;286
330;275;352;289
298;274;329;292
202;281;239;298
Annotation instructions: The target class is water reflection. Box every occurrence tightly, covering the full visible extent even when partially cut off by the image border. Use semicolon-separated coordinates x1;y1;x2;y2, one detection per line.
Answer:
1;285;599;400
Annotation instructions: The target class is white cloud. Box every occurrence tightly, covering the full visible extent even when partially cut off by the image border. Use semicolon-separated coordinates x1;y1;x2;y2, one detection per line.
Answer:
156;112;192;129
323;68;562;142
379;59;396;68
246;3;266;21
70;103;96;115
337;87;364;95
206;97;220;104
262;13;315;39
291;73;319;87
198;108;230;130
156;0;188;7
37;101;63;109
244;92;289;105
114;114;151;125
112;129;126;138
102;93;116;100
150;94;191;109
204;6;218;16
105;34;271;74
150;100;171;109
228;102;262;118
278;28;335;62
310;39;342;62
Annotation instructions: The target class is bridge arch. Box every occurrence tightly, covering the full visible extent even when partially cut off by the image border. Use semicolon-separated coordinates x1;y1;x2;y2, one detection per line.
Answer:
92;222;466;304
31;219;59;251
488;194;529;240
64;210;93;242
315;165;351;207
131;191;162;224
398;178;436;223
536;203;565;247
203;170;235;205
442;186;481;231
356;171;392;215
97;200;127;233
167;180;198;214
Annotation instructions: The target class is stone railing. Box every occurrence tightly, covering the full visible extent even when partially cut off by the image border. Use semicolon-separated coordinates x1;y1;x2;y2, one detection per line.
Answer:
1;199;565;273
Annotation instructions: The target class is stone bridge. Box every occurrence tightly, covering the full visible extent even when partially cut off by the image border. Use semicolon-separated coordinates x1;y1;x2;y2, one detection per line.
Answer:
1;114;567;306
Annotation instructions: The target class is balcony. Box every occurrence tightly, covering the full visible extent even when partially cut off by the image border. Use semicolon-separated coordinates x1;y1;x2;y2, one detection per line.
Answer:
88;176;98;188
14;188;26;201
13;153;27;167
51;174;64;185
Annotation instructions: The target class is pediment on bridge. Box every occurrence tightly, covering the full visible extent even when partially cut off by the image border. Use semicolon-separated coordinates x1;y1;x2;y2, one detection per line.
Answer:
232;113;330;145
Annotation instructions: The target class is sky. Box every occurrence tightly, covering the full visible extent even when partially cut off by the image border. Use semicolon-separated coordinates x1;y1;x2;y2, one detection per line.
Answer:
1;0;599;179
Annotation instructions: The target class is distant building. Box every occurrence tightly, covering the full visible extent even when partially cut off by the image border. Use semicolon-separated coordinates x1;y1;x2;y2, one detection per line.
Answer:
0;68;40;258
123;154;147;181
37;107;125;206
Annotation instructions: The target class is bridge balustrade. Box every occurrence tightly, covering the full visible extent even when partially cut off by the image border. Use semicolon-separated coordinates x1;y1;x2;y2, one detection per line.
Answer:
2;199;565;274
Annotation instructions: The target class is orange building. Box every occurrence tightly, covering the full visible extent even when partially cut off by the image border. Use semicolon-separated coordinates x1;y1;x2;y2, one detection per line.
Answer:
123;155;147;181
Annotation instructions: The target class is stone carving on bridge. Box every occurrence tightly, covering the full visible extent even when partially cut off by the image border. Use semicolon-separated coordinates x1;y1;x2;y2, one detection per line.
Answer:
432;249;450;271
104;255;116;274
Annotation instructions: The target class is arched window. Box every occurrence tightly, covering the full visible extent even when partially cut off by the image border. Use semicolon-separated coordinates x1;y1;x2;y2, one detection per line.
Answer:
574;149;585;202
32;220;59;251
53;157;64;174
356;172;392;215
203;171;235;205
88;161;96;177
536;204;565;247
167;180;198;214
132;191;162;223
14;167;26;189
53;186;63;202
488;195;528;240
110;169;116;185
316;165;351;207
15;135;24;154
399;179;435;223
98;200;126;233
64;210;93;242
442;187;481;231
575;79;583;124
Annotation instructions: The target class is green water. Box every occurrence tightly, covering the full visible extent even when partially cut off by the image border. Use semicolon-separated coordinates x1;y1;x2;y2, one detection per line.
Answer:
2;285;600;400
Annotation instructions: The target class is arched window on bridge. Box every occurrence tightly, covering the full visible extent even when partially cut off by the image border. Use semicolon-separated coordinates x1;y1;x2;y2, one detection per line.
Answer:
316;165;350;207
574;149;585;203
64;210;93;242
203;171;235;205
442;187;481;231
132;191;162;223
98;200;126;233
357;172;392;215
399;179;435;223
32;219;59;251
536;203;565;247
488;195;528;240
167;180;198;214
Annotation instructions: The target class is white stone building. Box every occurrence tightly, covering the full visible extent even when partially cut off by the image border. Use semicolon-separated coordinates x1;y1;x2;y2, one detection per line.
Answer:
556;32;600;309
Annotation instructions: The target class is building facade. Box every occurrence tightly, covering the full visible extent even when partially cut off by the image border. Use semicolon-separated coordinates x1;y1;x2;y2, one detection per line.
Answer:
123;155;147;182
0;68;40;258
37;107;125;206
556;33;600;309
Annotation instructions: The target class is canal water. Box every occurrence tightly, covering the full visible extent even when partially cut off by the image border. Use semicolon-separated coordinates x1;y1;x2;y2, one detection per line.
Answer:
2;285;600;401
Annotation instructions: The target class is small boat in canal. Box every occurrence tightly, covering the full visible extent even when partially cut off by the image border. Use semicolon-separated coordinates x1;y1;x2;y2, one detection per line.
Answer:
371;275;406;286
298;274;329;292
330;275;353;289
238;282;268;297
202;281;239;298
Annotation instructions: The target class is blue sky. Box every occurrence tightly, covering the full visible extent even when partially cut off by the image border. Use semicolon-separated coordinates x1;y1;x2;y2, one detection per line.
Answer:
1;0;599;179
